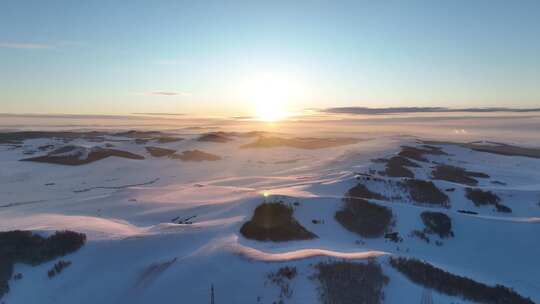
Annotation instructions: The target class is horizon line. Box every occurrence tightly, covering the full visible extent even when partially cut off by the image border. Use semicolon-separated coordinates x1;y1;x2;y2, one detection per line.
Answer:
2;106;540;118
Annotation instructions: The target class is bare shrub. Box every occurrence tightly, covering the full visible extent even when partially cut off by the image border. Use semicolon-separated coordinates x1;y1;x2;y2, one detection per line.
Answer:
403;179;449;206
495;203;512;213
47;260;72;278
398;145;447;162
432;165;489;186
410;230;430;243
465;188;512;213
156;136;183;143
420;211;453;238
346;183;385;200
267;266;297;300
335;197;393;238
382;156;420;178
465;188;500;206
240;202;316;241
21;146;144;165
197;132;233;143
314;260;388;304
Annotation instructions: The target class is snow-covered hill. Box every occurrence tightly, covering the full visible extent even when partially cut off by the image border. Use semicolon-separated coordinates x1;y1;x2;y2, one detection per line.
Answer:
1;127;539;303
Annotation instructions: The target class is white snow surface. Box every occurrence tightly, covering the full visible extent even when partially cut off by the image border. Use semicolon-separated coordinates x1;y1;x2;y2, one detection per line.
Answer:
1;117;540;304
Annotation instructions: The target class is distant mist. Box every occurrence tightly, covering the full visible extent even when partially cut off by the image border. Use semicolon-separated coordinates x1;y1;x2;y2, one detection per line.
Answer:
322;107;540;115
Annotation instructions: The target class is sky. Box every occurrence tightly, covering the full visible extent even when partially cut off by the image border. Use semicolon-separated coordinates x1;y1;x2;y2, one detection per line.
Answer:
1;0;539;116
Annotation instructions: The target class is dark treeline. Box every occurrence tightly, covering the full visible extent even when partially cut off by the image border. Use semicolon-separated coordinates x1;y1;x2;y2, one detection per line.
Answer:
315;260;388;304
390;257;534;304
0;230;86;298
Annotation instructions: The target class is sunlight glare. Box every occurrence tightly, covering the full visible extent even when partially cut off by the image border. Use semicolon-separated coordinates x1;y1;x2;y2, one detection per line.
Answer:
240;72;304;121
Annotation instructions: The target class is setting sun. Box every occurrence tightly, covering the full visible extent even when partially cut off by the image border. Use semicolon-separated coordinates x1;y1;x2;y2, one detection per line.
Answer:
255;100;287;122
238;71;305;121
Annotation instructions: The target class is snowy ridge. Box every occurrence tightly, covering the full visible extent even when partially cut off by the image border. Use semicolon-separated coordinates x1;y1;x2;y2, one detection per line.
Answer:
1;129;539;303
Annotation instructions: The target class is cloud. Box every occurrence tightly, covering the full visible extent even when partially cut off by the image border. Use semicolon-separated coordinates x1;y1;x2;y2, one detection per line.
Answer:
148;91;186;96
0;42;53;49
231;115;256;120
134;91;191;97
132;112;185;116
321;107;540;115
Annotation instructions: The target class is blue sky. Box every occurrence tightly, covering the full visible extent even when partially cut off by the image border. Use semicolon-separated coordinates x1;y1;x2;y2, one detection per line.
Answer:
1;0;539;115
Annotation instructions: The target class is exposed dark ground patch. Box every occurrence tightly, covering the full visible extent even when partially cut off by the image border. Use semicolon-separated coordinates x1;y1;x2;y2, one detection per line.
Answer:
197;132;233;143
20;146;145;165
314;260;388;304
145;146;176;157
335;196;394;238
0;131;110;144
421;144;447;153
422;140;540;159
382;156;419;178
468;142;540;159
114;130;166;139
495;204;512;213
0;230;86;298
267;266;297;301
117;131;183;143
240;202;316;241
390;257;533;304
398;145;447;162
432;164;489;186
170;150;221;161
410;230;431;243
155;136;183;144
0;130;181;145
346;183;386;200
355;173;451;207
116;131;183;144
47;260;71;278
420;211;453;238
240;136;361;149
465;188;512;213
402;179;449;207
388;156;420;168
466;188;501;206
236;131;270;138
0;139;22;145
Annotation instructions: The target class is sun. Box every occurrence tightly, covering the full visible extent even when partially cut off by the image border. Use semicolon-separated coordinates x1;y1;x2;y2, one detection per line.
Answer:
254;93;290;122
238;71;303;122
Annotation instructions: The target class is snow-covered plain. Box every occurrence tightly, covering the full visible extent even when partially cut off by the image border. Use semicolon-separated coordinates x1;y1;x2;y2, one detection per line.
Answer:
1;113;540;303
